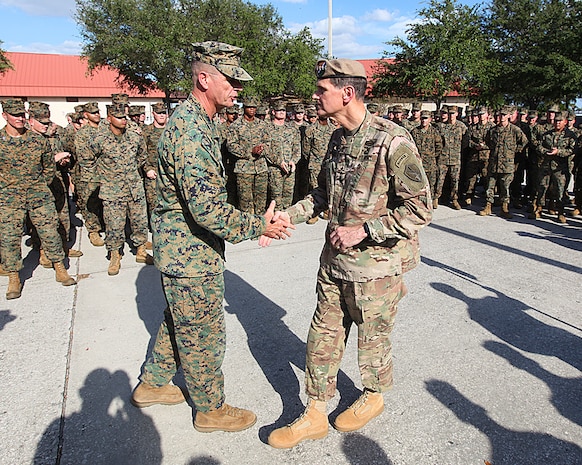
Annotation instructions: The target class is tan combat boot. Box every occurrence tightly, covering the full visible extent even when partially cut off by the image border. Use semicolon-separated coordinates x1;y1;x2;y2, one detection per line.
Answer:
131;382;186;408
54;261;77;286
39;249;52;268
451;199;461;210
500;202;513;219
144;240;153;250
306;216;319;225
479;202;492;216
334;390;384;432
89;232;104;247
0;263;9;277
136;245;154;265
432;197;439;209
6;272;22;300
557;213;567;224
108;250;121;276
528;204;542;219
465;197;472;206
194;404;257;433
66;247;83;258
268;399;329;449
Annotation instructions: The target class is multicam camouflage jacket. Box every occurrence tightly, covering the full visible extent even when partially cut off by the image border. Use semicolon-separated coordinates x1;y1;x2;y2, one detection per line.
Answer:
153;95;267;278
226;117;271;174
303;119;335;172
267;121;301;167
486;123;528;174
0;127;55;208
286;111;433;282
86;124;147;201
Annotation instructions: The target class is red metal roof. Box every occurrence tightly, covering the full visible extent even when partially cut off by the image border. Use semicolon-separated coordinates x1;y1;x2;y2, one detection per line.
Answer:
0;52;164;98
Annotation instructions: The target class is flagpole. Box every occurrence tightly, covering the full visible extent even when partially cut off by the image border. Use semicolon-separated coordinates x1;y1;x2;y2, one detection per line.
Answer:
328;0;332;58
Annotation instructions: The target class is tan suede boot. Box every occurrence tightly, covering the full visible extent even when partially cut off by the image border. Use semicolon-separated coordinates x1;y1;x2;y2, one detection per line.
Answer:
39;249;52;268
108;250;121;276
306;216;319;225
6;272;22;300
194;404;257;433
479;202;492;216
131;382;186;408
89;232;104;247
0;263;9;277
451;199;461;210
432;197;439;209
67;248;83;258
136;245;154;265
334;390;384;432
268;399;329;449
54;261;77;286
500;202;513;219
144;240;153;250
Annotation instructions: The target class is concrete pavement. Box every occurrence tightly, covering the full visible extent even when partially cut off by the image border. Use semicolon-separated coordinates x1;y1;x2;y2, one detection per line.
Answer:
1;201;581;465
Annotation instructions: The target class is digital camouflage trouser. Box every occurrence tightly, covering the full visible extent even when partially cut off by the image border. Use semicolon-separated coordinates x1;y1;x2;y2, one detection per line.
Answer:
0;201;64;272
76;181;103;234
237;172;268;214
435;163;461;200
102;193;149;252
485;172;514;204
268;166;296;210
141;274;226;412
306;267;407;401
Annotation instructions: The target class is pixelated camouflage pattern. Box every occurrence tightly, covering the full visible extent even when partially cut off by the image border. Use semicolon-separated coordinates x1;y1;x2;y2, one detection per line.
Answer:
153;94;266;277
142;124;165;214
437;120;468;165
141;274;226;411
191;41;253;82
102;196;148;250
410;124;442;195
486;123;528;174
286;112;432;282
267;121;301;209
216;121;239;207
303;119;335;190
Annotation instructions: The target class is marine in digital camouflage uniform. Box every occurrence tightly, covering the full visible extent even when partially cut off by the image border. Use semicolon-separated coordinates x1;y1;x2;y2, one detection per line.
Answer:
267;101;301;209
133;41;292;433
464;107;493;204
226;98;271;214
85;103;153;273
216;105;239;207
411;110;442;197
303;112;335;192
0;99;76;299
480;106;528;219
268;59;432;449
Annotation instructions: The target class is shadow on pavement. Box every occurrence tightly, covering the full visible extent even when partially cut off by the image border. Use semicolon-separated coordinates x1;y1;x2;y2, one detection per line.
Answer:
223;270;360;444
34;368;161;465
342;432;393;464
426;379;582;465
0;309;17;331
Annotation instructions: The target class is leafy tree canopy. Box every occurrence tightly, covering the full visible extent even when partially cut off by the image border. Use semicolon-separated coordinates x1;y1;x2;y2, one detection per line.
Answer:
0;40;14;75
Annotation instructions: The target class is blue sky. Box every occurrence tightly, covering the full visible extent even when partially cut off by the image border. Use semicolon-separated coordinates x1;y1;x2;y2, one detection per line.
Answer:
0;0;481;59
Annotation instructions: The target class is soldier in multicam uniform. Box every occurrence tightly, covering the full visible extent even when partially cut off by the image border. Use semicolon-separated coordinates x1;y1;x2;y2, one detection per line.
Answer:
226;97;270;214
464;106;493;205
80;103;154;275
130;41;292;433
530;110;577;223
27;102;83;264
266;59;432;449
141;102;168;221
479;106;528;219
267;101;301;209
434;105;468;210
0;99;77;299
75;102;105;247
411;110;442;197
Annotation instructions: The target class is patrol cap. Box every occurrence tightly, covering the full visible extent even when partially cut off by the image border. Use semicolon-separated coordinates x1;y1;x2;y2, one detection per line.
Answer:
256;105;267;116
315;59;367;80
477;106;488;115
225;105;239;114
272;101;287;111
554;111;567;121
107;103;126;118
1;98;26;115
392;105;404;114
191;41;253;82
420;110;432;118
306;108;317;117
447;105;458;114
128;105;144;116
112;93;130;105
527;110;538;118
243;97;259;108
152;102;167;113
440;105;449;113
293;104;304;114
547;105;560;113
499;105;513;115
28;101;51;123
567;110;576;121
367;103;379;113
411;102;422;111
74;104;85;113
83;102;100;114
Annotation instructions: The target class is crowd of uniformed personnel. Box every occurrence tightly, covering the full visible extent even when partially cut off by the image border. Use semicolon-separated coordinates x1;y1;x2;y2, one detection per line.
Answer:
1;93;580;299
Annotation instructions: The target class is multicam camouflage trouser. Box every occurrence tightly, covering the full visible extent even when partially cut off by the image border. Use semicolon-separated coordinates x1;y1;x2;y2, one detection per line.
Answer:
237;172;268;214
102;194;149;252
268;166;296;210
0;202;65;272
306;267;407;401
141;274;226;412
76;181;104;234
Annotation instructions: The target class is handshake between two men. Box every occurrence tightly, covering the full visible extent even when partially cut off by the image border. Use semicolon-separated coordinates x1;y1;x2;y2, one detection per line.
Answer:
260;201;294;246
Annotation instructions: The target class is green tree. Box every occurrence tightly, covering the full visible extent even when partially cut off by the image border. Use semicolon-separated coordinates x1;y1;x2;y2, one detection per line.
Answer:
75;0;323;102
372;0;498;108
0;40;13;75
485;0;582;109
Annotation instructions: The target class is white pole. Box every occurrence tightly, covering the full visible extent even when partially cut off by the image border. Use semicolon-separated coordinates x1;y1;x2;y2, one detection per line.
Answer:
328;0;332;58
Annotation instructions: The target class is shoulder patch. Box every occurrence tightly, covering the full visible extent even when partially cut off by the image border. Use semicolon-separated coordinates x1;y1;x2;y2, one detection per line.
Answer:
390;137;427;192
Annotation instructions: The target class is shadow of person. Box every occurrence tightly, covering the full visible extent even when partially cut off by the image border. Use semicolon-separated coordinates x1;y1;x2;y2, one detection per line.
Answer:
426;379;582;465
135;265;165;349
34;368;162;465
185;457;221;465
223;270;359;444
0;309;17;331
484;340;582;427
341;432;393;465
430;282;582;372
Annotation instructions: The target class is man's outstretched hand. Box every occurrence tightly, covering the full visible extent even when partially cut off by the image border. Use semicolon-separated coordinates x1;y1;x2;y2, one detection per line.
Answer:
259;202;294;247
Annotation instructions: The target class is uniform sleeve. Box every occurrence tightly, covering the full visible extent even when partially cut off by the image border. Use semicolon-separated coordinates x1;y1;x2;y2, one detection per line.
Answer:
226;124;251;160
